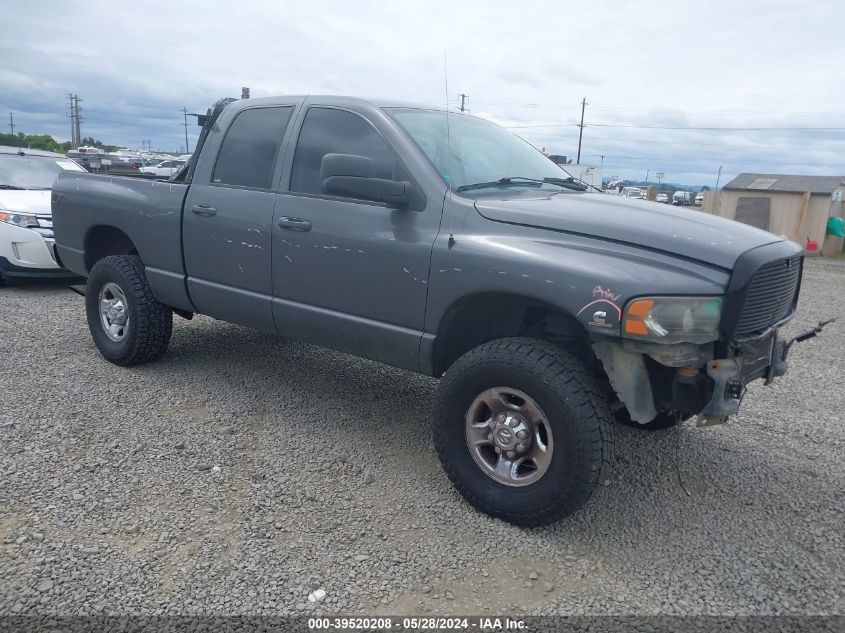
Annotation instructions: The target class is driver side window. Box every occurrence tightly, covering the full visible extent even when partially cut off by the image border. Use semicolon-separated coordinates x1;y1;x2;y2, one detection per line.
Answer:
290;107;397;195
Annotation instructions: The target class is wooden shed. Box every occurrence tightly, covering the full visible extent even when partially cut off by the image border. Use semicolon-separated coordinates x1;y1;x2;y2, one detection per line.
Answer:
701;173;845;256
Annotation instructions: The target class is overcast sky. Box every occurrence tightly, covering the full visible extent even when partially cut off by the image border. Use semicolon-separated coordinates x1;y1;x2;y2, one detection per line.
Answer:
2;0;843;185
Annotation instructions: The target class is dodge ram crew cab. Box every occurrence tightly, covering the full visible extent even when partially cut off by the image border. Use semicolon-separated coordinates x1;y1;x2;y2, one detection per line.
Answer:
52;95;810;526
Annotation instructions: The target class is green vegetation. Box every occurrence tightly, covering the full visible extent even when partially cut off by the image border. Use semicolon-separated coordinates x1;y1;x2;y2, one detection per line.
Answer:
0;132;119;153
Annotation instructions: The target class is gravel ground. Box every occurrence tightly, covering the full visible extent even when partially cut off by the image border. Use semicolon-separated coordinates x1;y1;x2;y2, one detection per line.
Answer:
1;258;843;618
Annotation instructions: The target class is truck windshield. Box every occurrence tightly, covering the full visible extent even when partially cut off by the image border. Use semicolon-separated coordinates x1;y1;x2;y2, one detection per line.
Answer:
387;108;574;194
0;154;84;190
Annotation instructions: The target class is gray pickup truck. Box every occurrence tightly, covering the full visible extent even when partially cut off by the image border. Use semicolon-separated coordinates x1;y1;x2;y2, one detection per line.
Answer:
53;95;810;526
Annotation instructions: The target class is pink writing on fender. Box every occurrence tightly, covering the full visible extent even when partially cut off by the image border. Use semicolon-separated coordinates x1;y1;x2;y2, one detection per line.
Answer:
593;285;621;302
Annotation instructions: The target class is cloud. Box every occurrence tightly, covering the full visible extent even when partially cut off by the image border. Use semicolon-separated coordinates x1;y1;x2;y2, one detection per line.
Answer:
1;0;843;184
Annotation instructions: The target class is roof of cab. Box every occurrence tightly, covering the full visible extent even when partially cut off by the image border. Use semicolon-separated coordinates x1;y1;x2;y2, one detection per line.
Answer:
226;95;448;112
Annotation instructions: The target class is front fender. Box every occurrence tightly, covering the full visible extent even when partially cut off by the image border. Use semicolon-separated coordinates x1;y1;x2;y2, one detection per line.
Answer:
424;205;730;344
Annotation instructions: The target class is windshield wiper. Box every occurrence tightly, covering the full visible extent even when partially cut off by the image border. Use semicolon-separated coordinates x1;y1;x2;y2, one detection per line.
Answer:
542;176;588;191
456;176;587;192
0;184;25;190
558;175;604;193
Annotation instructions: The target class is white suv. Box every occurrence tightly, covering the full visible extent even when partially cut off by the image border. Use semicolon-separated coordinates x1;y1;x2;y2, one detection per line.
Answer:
0;147;86;284
140;159;186;178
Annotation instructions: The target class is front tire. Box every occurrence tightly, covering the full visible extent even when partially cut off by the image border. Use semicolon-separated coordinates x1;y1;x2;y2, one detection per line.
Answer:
86;255;172;366
433;338;613;527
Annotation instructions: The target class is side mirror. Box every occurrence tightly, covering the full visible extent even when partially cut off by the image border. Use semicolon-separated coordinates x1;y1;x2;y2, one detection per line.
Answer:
320;153;411;207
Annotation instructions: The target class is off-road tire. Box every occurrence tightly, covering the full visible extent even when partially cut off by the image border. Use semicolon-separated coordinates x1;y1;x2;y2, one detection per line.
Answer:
86;255;172;366
433;337;613;527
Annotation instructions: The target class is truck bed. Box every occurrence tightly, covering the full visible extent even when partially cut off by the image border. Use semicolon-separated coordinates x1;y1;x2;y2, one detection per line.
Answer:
51;171;192;311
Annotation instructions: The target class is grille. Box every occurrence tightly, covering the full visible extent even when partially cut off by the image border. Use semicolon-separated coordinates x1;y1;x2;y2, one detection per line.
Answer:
736;255;802;338
34;214;53;239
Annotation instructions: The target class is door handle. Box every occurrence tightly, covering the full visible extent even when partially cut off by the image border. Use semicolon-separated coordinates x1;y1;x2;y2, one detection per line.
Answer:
278;216;312;232
191;203;217;217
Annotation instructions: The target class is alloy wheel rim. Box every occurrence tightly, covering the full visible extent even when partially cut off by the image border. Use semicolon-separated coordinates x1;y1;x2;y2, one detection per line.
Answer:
98;282;129;342
464;386;554;487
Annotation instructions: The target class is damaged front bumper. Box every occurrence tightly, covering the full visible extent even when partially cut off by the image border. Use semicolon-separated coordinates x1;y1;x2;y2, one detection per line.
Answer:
698;319;835;425
595;318;834;428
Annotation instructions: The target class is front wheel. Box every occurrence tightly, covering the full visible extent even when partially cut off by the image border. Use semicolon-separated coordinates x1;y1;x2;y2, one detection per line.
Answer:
86;255;172;366
433;338;613;527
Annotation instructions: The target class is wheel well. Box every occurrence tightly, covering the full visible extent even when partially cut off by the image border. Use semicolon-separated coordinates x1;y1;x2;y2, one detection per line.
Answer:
432;293;596;376
84;226;138;271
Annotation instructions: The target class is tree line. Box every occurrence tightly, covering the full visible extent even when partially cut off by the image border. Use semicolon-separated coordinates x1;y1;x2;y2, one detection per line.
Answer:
0;132;119;153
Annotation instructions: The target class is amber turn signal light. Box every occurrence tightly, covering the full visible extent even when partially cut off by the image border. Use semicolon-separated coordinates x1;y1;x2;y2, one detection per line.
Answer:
623;299;654;336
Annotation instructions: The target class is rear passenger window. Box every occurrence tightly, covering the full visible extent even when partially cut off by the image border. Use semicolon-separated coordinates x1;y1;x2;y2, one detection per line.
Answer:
290;107;397;195
212;106;293;189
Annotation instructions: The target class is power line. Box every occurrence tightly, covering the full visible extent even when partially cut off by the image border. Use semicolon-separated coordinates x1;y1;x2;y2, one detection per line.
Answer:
588;152;845;169
471;100;845;117
584;134;843;149
592;123;845;131
506;122;845;131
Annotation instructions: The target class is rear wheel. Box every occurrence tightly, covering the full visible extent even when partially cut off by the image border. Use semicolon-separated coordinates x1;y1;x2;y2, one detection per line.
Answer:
433;338;613;527
86;255;172;366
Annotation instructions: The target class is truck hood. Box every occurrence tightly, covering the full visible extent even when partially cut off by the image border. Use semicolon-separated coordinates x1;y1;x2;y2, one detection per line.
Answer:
474;192;782;269
0;189;52;215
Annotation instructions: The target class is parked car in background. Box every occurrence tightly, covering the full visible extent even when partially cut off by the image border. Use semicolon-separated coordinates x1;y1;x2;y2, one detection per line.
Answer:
672;191;692;206
140;159;187;178
0;146;85;284
656;193;669;203
621;186;645;199
82;154;145;176
695;192;704;206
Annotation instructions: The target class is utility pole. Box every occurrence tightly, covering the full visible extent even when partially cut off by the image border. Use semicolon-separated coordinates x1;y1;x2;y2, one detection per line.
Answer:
74;95;82;147
576;97;587;164
598;154;604;168
8;111;15;136
458;93;468;112
645;169;650;182
181;107;190;154
67;94;76;147
715;164;724;212
67;94;83;148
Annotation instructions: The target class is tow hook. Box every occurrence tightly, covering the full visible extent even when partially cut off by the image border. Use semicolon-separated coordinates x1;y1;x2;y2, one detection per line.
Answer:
786;317;836;350
765;317;836;385
698;358;742;427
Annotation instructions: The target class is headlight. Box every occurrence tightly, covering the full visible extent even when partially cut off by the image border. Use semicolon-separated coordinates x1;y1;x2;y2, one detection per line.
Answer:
0;211;40;228
622;296;723;344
